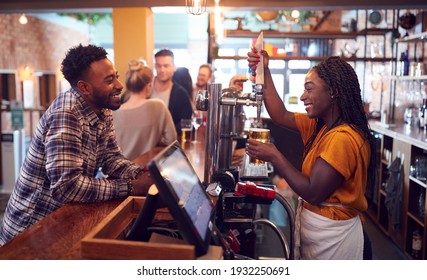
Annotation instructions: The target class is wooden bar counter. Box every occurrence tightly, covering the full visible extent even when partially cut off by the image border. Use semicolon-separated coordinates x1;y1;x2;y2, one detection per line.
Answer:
0;128;208;260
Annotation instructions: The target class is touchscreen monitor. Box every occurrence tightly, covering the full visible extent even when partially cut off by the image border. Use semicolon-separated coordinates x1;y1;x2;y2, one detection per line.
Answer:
147;141;214;257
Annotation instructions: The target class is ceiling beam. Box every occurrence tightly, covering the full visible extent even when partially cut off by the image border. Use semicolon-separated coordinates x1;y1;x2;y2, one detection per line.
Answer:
0;0;425;13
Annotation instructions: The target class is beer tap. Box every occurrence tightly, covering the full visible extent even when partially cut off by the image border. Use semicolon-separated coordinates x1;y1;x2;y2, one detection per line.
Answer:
196;83;265;187
254;84;263;128
252;32;264;128
196;34;266;187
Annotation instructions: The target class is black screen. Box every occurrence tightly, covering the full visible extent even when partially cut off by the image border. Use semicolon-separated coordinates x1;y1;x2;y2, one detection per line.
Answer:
155;143;213;239
147;141;214;256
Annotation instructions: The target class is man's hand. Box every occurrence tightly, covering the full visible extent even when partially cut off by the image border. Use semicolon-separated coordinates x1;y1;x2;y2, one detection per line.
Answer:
131;171;154;196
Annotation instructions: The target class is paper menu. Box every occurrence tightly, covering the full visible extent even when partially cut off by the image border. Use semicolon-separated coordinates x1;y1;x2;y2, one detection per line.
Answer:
255;32;264;85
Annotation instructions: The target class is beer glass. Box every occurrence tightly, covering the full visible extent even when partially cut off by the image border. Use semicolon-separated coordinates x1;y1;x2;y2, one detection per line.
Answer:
249;128;270;165
191;110;203;143
415;156;427;181
180;119;192;142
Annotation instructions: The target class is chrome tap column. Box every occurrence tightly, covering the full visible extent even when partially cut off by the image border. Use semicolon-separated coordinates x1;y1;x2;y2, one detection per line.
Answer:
196;84;221;184
254;84;264;127
196;83;263;185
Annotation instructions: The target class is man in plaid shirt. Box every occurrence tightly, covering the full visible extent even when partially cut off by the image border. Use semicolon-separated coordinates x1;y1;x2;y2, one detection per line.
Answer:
0;44;147;246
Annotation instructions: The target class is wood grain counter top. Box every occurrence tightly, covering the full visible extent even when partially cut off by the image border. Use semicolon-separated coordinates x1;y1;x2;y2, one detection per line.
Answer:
0;128;208;259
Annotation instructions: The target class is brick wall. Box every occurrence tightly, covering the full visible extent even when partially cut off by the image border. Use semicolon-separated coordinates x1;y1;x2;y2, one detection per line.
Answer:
0;14;90;187
0;14;89;72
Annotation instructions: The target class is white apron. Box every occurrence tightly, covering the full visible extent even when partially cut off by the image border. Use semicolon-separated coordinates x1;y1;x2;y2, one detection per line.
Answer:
294;198;364;260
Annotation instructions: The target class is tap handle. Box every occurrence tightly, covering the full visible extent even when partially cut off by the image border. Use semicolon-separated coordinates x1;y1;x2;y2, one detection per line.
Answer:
254;84;263;95
254;84;264;127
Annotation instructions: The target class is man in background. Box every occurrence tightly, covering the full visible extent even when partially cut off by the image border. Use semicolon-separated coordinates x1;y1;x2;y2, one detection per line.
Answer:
151;49;192;134
193;64;212;97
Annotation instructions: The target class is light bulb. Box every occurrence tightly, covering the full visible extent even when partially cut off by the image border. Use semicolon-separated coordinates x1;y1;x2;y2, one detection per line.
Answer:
291;10;300;19
19;14;28;24
185;0;206;16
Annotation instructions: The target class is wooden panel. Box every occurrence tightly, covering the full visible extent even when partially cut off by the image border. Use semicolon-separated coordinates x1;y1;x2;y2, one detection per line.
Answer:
80;197;195;260
7;74;16;100
390;138;411;248
81;196;222;260
0;0;423;11
0;199;122;260
39;74;56;108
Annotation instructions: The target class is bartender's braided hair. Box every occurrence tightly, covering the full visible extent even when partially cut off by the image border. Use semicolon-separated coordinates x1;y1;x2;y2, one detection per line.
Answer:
61;44;108;87
304;56;376;189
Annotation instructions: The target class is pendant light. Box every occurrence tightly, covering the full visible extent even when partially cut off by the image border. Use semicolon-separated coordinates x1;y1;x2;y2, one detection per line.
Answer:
185;0;207;16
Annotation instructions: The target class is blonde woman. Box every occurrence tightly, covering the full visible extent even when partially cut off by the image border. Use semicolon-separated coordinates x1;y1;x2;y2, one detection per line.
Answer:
113;60;177;161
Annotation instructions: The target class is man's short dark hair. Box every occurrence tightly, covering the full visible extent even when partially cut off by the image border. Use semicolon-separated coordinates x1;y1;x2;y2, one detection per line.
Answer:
154;49;174;61
61;44;108;87
199;64;212;77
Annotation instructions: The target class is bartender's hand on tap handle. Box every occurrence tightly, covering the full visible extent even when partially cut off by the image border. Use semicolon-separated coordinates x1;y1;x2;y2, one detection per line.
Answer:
247;47;269;76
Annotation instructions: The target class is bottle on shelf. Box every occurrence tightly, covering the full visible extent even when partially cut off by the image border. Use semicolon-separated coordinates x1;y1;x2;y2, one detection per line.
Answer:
419;98;427;130
410;54;417;76
415;57;425;77
419;190;426;219
397;52;405;76
403;49;410;76
412;228;422;259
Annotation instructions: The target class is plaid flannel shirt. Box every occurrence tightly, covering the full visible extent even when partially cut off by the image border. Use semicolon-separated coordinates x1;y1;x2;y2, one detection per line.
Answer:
0;89;142;245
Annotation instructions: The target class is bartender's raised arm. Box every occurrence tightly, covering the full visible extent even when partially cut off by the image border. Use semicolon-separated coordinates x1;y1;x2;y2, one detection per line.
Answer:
248;48;297;132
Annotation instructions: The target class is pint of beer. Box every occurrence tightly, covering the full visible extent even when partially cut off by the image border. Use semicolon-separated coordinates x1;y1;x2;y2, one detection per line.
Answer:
180;119;192;142
181;128;192;142
249;128;270;164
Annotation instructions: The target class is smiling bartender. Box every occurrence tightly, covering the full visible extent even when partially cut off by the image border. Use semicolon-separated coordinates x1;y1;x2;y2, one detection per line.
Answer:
0;44;148;246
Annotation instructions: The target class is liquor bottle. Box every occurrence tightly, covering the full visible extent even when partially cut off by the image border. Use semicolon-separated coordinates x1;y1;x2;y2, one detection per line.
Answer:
403;49;410;76
419;98;427;129
397;52;405;76
411;228;422;259
419;191;426;219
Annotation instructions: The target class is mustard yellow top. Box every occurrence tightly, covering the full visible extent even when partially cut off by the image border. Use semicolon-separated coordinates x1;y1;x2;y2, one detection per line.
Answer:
295;113;370;221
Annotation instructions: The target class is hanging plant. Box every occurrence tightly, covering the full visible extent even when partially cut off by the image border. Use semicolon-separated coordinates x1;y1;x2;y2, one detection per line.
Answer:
58;13;112;25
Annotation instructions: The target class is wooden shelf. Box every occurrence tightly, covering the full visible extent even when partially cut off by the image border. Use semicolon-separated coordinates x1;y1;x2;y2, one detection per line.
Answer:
407;212;425;227
371;123;427;259
225;29;359;39
214;55;329;61
409;175;427;188
381;158;390;165
390;75;427;81
395;32;427;43
214;55;393;62
225;28;396;40
357;28;397;36
379;188;387;196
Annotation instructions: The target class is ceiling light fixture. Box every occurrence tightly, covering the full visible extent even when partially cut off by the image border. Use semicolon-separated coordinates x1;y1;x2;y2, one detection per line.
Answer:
291;10;300;19
19;14;28;25
185;0;206;16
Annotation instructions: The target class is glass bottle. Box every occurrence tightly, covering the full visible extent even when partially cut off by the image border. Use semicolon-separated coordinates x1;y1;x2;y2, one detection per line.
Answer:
419;98;427;129
397;52;405;76
419;191;426;219
403;49;410;76
412;228;422;259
